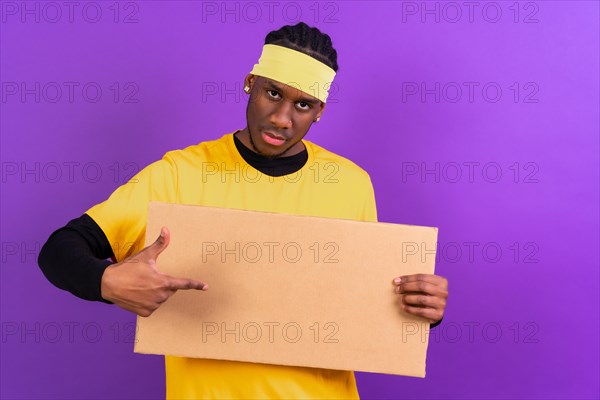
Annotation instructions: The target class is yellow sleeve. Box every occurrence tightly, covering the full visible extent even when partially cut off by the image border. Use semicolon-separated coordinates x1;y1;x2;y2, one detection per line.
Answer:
85;152;179;262
360;175;379;223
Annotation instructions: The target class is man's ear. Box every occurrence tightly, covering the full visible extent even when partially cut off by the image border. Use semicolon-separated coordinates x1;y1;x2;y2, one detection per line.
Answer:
316;102;326;119
244;74;257;90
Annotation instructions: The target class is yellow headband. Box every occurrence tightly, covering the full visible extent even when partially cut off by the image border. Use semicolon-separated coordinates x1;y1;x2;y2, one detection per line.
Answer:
249;44;336;103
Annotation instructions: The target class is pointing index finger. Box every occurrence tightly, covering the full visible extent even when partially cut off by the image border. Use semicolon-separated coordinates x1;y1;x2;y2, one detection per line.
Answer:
165;277;208;291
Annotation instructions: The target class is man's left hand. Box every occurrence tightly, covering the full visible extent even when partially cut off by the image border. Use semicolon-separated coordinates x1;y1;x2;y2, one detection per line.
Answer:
393;274;448;324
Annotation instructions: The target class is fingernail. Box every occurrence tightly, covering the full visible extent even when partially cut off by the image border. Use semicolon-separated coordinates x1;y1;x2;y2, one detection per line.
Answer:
160;228;164;237
202;284;209;290
394;277;401;284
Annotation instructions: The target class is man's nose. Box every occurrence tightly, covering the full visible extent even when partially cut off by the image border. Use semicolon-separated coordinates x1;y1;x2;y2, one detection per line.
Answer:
269;101;293;129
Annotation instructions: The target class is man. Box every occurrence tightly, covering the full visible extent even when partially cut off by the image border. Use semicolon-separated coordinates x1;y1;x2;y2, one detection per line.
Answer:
38;22;448;399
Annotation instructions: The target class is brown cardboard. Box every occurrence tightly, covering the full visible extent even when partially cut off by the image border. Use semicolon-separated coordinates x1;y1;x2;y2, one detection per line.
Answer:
134;201;438;377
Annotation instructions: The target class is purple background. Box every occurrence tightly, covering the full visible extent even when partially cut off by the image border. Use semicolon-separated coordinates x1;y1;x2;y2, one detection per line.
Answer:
1;1;599;399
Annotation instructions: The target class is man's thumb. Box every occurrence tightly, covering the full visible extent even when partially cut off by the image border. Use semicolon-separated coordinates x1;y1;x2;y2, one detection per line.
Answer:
146;226;170;260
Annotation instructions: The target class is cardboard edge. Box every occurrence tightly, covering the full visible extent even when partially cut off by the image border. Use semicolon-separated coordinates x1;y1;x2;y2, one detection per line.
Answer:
147;201;439;231
131;346;427;378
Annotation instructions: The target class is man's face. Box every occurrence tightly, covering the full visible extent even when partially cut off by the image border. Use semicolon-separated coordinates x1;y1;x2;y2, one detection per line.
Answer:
244;74;325;158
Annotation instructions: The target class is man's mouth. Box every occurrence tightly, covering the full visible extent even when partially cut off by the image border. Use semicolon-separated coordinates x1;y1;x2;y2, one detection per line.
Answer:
262;131;287;146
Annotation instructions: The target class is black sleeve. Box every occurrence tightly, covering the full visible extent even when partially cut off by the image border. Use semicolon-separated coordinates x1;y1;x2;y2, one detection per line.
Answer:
38;213;116;304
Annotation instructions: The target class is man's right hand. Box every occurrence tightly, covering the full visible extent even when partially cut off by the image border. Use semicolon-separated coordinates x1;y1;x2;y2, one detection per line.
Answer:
100;226;207;317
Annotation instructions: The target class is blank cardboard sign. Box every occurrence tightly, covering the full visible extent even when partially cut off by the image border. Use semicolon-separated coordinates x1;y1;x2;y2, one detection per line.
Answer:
134;202;438;377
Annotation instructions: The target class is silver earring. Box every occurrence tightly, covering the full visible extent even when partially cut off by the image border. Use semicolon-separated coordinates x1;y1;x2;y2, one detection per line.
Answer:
244;86;250;93
314;117;320;122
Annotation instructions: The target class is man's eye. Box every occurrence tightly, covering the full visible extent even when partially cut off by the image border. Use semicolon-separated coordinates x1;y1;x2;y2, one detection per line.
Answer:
267;90;280;99
297;102;310;110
